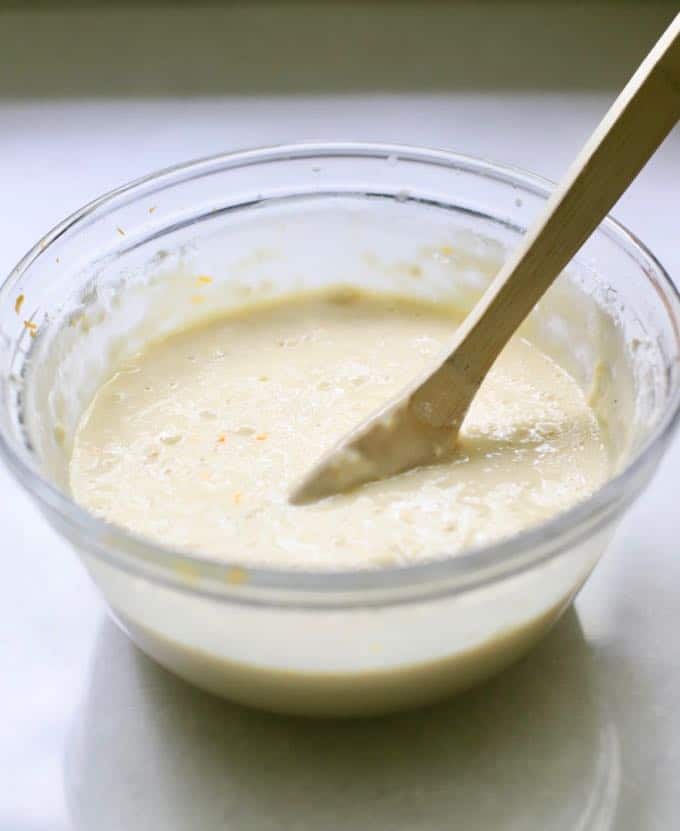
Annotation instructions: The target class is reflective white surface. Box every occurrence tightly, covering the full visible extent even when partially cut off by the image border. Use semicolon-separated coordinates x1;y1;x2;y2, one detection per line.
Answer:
1;3;679;829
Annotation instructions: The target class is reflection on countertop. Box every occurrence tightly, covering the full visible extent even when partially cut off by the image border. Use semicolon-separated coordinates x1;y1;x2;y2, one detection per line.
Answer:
65;610;620;831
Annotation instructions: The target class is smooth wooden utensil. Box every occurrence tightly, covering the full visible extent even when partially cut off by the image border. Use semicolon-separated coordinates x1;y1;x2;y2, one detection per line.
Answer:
290;13;680;505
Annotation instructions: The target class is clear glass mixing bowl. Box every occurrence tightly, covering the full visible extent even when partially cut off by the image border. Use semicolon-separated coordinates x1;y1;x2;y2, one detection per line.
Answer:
1;143;678;716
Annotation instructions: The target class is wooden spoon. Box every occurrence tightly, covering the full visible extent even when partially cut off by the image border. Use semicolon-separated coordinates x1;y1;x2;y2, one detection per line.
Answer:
290;13;680;505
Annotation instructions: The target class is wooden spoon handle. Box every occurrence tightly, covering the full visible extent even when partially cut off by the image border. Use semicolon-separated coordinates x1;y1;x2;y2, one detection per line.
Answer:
292;15;680;503
419;13;680;426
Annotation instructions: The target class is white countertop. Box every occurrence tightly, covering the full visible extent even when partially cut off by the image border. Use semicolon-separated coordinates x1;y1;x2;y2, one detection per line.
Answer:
1;4;679;829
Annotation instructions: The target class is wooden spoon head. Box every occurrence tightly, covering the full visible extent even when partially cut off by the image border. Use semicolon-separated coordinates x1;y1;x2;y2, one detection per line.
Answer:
289;394;461;505
289;347;482;504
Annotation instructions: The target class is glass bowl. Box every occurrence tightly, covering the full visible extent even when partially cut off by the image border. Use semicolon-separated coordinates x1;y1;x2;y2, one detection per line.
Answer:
1;143;679;717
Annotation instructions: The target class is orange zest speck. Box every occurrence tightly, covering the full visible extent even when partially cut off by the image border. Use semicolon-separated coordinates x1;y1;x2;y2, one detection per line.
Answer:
227;566;247;585
255;432;268;441
233;491;242;505
23;320;38;334
197;275;213;285
217;433;227;444
148;206;157;214
14;294;24;315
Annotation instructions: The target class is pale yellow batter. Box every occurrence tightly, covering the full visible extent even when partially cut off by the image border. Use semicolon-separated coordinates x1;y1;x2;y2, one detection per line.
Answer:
70;290;609;569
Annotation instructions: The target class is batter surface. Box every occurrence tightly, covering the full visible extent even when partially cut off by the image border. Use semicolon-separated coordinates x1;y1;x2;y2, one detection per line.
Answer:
70;290;609;569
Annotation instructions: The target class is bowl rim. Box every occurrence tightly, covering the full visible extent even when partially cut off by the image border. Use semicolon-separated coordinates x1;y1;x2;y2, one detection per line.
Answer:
2;141;679;607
